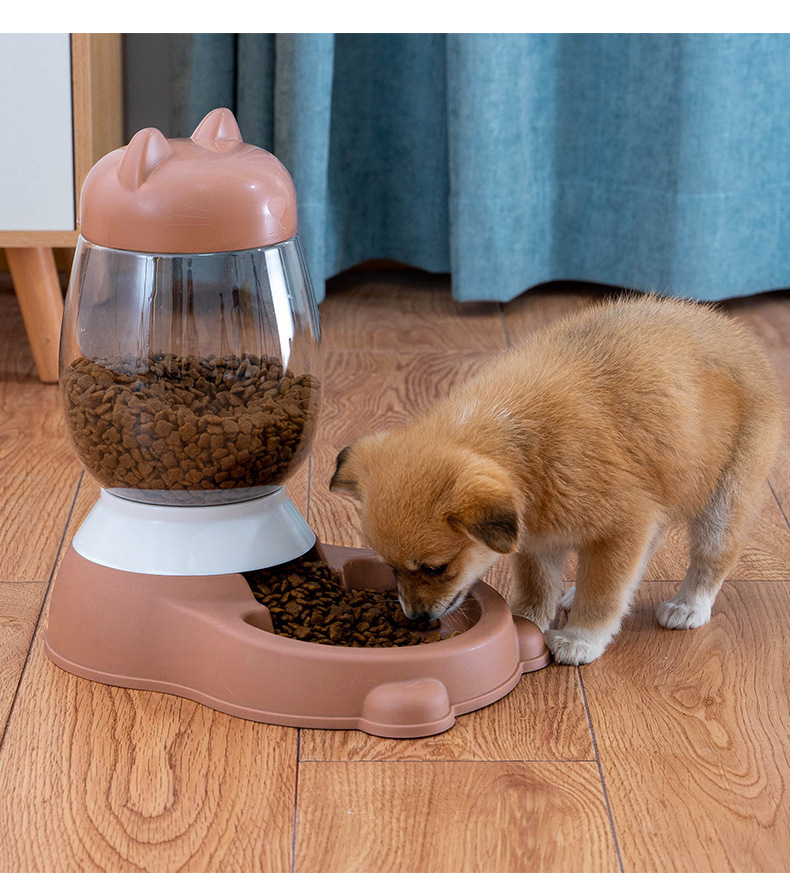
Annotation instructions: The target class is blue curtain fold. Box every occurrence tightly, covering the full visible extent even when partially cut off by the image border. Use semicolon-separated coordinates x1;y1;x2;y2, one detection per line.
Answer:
168;34;790;303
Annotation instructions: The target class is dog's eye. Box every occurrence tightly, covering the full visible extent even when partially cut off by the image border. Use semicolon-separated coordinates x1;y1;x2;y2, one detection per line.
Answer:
420;563;448;577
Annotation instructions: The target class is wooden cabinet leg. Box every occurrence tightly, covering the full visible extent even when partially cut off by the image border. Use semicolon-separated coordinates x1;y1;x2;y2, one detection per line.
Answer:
6;246;64;383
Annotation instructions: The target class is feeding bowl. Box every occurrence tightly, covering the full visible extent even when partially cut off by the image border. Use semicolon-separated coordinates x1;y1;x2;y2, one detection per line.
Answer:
46;543;549;738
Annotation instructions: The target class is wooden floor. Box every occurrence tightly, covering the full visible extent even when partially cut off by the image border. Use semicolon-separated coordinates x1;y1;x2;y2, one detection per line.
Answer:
1;268;789;872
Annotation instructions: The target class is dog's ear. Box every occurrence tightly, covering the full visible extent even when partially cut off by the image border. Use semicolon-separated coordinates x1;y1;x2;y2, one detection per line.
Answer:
329;432;390;498
329;446;360;496
448;469;520;554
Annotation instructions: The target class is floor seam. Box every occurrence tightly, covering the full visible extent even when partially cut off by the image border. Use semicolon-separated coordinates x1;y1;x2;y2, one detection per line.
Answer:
0;471;83;755
46;472;83;582
296;757;599;764
577;666;625;873
768;479;790;532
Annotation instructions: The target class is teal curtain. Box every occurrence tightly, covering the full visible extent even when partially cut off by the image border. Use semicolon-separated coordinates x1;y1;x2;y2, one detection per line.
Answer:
167;34;790;304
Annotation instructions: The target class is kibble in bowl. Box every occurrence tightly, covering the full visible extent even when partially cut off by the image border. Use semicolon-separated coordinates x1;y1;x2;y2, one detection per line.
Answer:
61;352;320;506
245;554;464;648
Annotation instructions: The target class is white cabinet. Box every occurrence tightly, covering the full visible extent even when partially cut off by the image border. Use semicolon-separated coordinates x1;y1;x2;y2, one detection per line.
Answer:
0;34;75;231
0;33;122;382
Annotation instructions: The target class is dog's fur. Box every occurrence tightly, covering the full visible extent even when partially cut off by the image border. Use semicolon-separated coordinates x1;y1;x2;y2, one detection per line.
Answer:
330;295;783;664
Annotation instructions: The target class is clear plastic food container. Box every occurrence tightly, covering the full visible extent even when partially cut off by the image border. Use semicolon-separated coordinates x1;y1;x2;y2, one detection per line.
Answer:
61;239;320;505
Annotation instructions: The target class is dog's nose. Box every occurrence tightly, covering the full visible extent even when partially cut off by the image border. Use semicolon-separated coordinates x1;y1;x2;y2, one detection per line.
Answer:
407;610;433;625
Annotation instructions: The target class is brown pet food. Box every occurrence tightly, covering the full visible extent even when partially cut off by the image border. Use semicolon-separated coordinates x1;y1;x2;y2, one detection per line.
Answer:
62;353;319;504
245;556;460;648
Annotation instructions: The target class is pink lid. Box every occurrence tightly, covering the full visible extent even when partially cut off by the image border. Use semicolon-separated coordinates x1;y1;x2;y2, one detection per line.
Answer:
78;108;298;254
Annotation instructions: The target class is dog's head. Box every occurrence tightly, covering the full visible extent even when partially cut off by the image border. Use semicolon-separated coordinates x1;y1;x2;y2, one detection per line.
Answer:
329;430;521;622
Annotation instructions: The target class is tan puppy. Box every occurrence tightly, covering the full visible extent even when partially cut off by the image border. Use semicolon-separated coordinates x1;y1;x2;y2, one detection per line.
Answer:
330;296;783;664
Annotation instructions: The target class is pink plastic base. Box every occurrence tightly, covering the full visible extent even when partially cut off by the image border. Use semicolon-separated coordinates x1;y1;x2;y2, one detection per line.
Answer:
45;543;550;738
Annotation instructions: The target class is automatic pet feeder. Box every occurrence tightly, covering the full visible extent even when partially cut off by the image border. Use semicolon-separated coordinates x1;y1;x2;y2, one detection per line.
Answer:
45;108;549;738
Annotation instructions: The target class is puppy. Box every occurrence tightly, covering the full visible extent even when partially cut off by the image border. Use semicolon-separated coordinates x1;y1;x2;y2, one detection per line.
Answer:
329;296;783;664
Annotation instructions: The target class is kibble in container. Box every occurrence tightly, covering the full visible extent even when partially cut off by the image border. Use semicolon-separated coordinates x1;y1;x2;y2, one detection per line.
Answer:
61;242;320;506
59;110;321;507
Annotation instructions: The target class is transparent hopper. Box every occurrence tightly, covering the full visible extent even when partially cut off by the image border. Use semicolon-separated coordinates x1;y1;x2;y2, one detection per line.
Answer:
60;235;321;507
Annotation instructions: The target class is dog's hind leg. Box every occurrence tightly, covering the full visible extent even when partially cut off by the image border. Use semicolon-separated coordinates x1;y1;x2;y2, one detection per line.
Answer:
656;473;760;630
509;547;570;632
657;411;781;631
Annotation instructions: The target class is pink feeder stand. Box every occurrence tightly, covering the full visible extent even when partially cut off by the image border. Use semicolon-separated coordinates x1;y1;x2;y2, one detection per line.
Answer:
46;108;549;738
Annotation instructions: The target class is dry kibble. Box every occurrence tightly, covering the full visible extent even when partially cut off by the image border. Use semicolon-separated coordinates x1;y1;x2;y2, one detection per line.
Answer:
245;555;461;648
61;353;320;505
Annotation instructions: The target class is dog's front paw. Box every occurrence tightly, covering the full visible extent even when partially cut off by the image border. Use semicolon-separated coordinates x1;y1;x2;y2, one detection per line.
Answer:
545;626;609;665
656;598;712;630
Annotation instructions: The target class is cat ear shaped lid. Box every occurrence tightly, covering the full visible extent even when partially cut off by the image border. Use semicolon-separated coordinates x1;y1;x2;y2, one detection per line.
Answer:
78;108;298;253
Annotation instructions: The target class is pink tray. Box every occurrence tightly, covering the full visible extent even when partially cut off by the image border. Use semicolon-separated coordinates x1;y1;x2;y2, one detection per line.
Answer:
45;543;549;738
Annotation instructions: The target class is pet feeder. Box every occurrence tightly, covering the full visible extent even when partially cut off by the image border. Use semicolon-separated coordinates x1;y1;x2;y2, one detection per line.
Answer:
45;108;549;738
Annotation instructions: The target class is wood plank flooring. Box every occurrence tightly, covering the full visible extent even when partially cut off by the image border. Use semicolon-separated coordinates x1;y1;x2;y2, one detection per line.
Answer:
0;268;788;871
